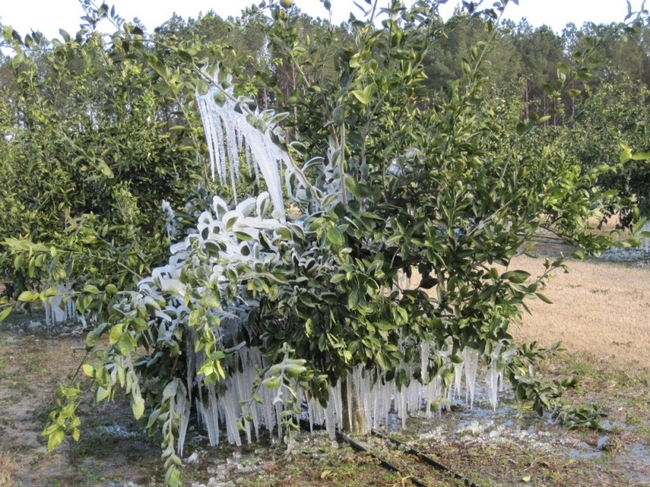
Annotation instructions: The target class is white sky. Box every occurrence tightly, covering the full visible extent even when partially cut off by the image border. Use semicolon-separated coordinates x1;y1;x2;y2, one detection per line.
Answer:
0;1;645;40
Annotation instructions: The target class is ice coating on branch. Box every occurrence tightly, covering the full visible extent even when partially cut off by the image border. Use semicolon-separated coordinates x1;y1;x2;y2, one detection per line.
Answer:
196;76;283;214
128;190;517;451
117;76;521;451
196;70;317;218
135;193;511;447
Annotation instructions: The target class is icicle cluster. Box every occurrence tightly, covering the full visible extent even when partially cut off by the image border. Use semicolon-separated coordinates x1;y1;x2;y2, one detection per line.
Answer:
196;70;314;218
129;193;516;453
44;283;77;326
107;77;519;453
161;199;178;240
171;341;511;450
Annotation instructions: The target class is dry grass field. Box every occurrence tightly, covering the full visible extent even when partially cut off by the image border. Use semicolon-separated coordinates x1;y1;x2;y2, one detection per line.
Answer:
512;251;650;368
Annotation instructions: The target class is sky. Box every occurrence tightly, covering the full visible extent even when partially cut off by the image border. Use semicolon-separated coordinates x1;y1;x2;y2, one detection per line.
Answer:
0;0;646;41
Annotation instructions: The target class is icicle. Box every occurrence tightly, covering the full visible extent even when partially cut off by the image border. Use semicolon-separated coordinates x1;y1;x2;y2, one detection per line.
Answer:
204;389;221;447
234;371;251;443
235;120;245;173
307;394;314;434
408;378;420;415
197;70;318;220
177;398;190;456
463;348;479;409
248;148;259;186
44;283;76;326
223;110;240;204
375;376;392;427
275;399;283;440
224;111;240;182
453;359;464;401
222;384;242;446
311;396;325;431
346;376;353;431
421;342;430;384
245;348;264;441
324;390;337;439
335;381;343;432
197;81;283;216
45;300;51;327
485;342;504;410
357;368;372;433
397;384;407;429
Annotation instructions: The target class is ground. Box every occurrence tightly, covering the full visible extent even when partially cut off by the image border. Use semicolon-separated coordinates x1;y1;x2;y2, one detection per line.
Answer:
0;246;649;486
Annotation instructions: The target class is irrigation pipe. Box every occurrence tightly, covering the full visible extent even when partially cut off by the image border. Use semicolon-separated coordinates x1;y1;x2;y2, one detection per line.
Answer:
335;431;429;487
371;430;479;487
336;430;480;487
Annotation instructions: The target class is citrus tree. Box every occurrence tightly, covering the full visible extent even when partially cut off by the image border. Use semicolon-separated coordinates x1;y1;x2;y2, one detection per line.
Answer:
0;1;643;486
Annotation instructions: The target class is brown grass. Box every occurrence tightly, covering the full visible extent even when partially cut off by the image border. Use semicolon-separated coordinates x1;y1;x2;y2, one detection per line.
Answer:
511;254;650;367
0;454;16;487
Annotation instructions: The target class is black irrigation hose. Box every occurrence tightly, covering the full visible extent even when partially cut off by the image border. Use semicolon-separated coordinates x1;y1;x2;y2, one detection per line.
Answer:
336;430;480;487
335;431;429;487
371;430;479;487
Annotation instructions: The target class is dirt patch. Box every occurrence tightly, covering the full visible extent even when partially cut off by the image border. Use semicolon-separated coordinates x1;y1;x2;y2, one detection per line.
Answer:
0;329;162;487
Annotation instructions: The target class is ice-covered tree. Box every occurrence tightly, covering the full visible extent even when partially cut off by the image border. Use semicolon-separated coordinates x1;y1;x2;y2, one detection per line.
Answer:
3;1;643;486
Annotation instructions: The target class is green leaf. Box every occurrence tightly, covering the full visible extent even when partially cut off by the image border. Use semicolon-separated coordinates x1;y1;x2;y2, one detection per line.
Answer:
535;293;553;304
348;290;359;309
149;55;168;80
176;49;194;63
603;189;618;201
96;386;111;402
261;376;281;389
632;217;647;234
18;291;39;303
82;364;95;378
351;89;371;104
284;363;306;378
0;307;12;322
330;274;346;284
631;152;650;161
619;145;632;163
47;428;65;452
132;394;145;419
118;332;134;355
326;226;344;247
501;270;531;284
96;161;114;178
234;231;253;242
83;284;100;294
109;324;124;345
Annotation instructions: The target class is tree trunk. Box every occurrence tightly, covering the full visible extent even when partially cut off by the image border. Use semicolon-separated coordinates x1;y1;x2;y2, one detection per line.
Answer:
341;376;367;434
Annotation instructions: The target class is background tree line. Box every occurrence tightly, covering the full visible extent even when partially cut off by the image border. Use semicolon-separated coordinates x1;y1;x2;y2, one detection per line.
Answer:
1;3;649;294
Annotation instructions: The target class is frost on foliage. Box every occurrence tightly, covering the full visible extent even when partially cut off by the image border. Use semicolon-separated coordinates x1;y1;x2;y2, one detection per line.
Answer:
196;70;315;218
136;193;298;449
119;77;519;455
130;192;515;451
